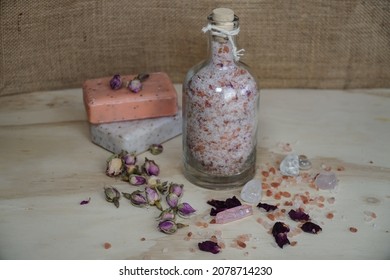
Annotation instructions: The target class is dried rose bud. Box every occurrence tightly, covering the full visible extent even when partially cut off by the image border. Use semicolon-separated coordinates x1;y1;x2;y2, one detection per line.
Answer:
142;158;160;176
128;79;142;93
123;190;148;207
149;144;163;155
109;74;122;90
104;187;121;208
106;157;123;177
166;193;179;208
147;176;161;187
129;174;147;186
198;241;221;254
156;208;176;221
122;152;137;165
136;73;150;82
158;220;177;234
168;183;184;198
156;181;168;194
145;186;162;210
125;164;141;175
177;202;196;218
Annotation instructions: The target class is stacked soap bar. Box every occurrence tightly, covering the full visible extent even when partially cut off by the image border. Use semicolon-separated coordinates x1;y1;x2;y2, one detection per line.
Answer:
83;72;182;154
90;111;182;155
83;72;178;124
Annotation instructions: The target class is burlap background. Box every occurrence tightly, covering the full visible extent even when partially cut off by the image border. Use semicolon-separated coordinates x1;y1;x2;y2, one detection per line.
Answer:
1;0;389;96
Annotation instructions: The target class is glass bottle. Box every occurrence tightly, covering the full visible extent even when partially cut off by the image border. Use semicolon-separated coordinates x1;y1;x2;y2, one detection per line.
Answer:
182;8;260;189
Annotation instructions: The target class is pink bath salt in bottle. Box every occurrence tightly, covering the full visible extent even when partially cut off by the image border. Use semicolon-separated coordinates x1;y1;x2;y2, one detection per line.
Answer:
183;8;260;189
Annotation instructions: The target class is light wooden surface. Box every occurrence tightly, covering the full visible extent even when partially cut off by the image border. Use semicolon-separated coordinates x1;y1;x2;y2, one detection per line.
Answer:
0;86;389;260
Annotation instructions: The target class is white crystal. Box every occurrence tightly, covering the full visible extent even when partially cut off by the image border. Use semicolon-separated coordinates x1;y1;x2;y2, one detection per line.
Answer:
280;154;300;176
240;179;262;204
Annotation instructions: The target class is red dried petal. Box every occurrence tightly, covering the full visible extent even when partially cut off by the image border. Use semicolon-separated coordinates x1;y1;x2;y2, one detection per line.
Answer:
301;222;322;234
272;222;290;248
207;196;241;216
80;198;91;205
288;209;310;221
198;240;221;254
257;202;278;212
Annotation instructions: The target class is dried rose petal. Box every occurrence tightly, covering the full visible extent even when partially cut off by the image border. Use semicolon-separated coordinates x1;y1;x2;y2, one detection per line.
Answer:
207;196;241;216
272;222;290;248
198;240;221;254
301;222;322;234
257;202;278;212
274;233;290;248
80;198;91;205
288;209;310;221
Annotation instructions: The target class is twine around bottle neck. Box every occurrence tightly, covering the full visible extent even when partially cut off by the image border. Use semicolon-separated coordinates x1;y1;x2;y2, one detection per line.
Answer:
202;24;245;61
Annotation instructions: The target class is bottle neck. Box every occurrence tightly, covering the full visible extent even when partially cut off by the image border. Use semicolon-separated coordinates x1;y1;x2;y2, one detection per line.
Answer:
204;14;242;65
208;34;237;66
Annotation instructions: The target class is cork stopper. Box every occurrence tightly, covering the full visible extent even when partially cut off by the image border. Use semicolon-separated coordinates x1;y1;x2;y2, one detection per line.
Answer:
212;8;235;31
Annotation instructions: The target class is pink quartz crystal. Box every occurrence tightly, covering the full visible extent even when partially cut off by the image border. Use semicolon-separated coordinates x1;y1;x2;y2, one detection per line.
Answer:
215;204;253;224
314;172;338;190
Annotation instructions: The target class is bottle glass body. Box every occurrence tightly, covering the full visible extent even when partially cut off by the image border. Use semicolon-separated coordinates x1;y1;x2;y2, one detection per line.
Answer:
182;15;259;189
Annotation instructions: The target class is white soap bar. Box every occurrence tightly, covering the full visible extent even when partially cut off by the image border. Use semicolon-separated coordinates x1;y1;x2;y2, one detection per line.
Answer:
90;109;182;154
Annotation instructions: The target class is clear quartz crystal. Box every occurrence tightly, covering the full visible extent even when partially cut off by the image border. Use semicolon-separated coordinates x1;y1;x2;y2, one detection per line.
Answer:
240;179;262;204
279;154;300;176
215;204;253;224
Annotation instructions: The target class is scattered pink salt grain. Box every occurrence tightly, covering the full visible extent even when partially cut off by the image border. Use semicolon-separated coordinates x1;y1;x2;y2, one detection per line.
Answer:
184;232;193;241
103;242;112;249
326;212;334;219
236;240;246;248
363;211;377;222
349;227;358;233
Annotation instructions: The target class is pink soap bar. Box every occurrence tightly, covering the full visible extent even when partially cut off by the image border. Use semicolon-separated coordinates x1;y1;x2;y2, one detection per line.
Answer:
83;72;178;124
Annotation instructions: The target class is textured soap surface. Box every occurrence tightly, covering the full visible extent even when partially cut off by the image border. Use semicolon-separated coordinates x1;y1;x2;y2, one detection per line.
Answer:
83;72;178;124
90;109;182;154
